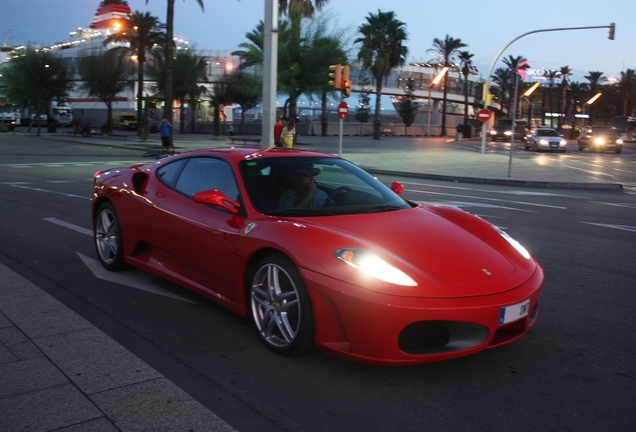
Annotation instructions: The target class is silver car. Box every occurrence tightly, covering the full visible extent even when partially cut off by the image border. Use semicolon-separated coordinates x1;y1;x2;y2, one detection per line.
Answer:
524;127;567;153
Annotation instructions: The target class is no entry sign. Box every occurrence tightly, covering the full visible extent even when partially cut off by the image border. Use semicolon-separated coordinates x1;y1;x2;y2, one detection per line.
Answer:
337;101;349;119
477;109;491;122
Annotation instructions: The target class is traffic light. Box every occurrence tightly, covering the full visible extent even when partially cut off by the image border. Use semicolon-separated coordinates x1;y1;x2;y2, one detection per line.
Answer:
341;65;351;98
608;22;615;40
329;64;342;89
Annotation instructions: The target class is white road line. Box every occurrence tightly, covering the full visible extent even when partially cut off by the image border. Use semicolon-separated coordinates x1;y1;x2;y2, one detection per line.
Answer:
587;201;636;209
44;217;93;236
406;189;567;209
563;165;614;177
9;184;88;199
581;222;636;233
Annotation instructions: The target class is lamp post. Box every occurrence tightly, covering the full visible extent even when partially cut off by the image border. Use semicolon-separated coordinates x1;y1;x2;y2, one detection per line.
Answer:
584;92;602;126
480;23;616;154
523;82;541;125
426;67;448;137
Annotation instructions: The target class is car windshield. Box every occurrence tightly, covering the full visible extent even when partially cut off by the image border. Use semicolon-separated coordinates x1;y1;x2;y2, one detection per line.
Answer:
537;129;560;137
593;127;616;135
240;156;412;216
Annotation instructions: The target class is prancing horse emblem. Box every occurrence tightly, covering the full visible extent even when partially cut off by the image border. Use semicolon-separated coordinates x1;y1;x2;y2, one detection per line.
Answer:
244;223;257;235
482;268;492;276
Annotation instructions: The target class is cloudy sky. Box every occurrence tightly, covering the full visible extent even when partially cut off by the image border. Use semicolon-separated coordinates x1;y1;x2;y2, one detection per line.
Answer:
2;0;632;82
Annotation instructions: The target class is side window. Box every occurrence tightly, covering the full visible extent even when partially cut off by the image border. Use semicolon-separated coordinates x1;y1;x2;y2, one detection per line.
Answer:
156;159;187;187
174;157;240;200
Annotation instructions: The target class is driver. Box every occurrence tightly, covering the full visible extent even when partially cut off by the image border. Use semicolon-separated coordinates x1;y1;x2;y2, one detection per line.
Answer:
277;163;328;209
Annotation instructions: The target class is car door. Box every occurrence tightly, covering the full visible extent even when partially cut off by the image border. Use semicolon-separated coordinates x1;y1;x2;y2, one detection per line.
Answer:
152;157;242;301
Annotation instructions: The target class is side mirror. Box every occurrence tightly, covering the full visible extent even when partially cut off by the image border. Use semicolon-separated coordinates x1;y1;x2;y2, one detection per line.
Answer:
193;189;240;214
391;181;404;195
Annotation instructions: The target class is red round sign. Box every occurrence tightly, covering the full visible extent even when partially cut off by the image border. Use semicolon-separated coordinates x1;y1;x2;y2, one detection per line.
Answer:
337;101;349;119
477;109;491;122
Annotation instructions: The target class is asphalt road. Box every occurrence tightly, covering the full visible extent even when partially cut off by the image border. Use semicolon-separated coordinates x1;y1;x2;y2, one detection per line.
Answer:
1;134;635;431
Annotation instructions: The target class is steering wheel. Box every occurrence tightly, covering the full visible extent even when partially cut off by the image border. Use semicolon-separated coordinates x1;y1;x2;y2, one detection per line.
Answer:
324;186;352;206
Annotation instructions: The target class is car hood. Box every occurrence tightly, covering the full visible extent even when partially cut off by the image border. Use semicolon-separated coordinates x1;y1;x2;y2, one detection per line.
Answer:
302;206;535;297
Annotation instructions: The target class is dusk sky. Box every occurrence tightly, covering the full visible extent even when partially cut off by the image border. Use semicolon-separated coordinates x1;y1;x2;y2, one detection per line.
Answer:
2;0;633;83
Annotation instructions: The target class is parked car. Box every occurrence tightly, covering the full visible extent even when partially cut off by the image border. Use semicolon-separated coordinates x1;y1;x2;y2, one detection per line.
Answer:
524;127;567;152
92;147;544;366
578;126;623;154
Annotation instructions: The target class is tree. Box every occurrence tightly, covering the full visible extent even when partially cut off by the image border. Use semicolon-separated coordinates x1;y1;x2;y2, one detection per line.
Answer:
356;10;408;140
146;0;204;143
224;72;262;134
618;69;636;116
354;75;372;134
0;49;72;136
431;35;466;136
584;71;607;124
568;81;585;137
546;70;559;127
490;67;511;116
558;66;572;128
104;10;163;139
502;55;528;117
77;50;132;133
396;78;419;135
458;50;474;125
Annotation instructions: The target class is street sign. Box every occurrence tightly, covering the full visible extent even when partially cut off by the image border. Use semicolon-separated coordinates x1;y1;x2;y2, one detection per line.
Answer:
477;109;491;122
337;101;349;119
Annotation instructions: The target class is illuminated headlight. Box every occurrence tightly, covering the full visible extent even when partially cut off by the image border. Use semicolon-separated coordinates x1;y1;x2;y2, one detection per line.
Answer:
594;137;605;145
539;139;549;146
616;138;623;144
489;130;496;135
334;248;417;286
504;131;512;136
493;226;531;259
559;139;566;146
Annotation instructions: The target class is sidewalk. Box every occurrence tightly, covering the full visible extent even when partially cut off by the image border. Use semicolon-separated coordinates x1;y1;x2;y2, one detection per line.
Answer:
1;129;632;431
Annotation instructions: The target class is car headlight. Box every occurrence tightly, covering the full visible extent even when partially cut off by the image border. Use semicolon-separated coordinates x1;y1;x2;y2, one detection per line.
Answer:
539;139;548;145
334;248;417;286
616;138;623;144
594;137;605;145
489;130;496;135
493;226;531;259
504;131;512;136
560;139;566;145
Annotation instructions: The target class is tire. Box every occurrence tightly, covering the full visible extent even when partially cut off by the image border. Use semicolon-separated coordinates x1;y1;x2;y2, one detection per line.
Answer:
94;202;127;271
248;254;315;356
578;141;584;151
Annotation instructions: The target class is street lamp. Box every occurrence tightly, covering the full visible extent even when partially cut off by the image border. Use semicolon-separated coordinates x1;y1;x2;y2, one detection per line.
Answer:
583;92;602;126
426;67;448;137
523;82;541;124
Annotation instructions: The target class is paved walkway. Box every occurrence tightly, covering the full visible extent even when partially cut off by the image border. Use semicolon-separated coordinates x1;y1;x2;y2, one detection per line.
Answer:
2;129;634;431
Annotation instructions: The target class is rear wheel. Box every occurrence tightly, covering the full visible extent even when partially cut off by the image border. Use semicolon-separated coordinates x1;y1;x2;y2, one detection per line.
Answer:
249;254;315;356
94;202;126;271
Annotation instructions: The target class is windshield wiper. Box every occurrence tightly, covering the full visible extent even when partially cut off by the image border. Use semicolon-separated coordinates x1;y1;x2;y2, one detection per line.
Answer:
266;208;325;216
362;205;405;213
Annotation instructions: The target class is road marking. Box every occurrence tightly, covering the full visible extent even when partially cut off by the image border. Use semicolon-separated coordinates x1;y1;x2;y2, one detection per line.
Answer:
46;180;74;183
406;189;566;209
77;253;194;303
587;201;636;209
44;217;93;236
581;222;636;233
563;165;614;177
9;184;88;199
41;217;193;302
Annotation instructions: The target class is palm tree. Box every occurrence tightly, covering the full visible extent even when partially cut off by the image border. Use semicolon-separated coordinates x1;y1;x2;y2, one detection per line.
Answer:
146;0;204;143
546;70;559;127
490;67;511;117
458;50;474;125
558;66;572;128
356;10;408;140
431;35;467;136
104;10;163;138
618;69;636;116
584;71;607;124
502;55;528;117
77;50;131;133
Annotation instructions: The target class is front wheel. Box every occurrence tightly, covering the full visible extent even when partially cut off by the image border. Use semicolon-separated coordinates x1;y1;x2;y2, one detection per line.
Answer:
94;202;127;271
248;254;315;356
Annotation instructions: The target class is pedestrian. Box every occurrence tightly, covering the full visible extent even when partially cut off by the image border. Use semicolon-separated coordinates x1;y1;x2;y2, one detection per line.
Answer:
281;117;296;148
160;116;172;152
274;115;287;147
72;122;81;136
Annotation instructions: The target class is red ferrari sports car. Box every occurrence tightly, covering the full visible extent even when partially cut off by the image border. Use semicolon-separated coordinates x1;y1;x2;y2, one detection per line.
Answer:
92;147;543;366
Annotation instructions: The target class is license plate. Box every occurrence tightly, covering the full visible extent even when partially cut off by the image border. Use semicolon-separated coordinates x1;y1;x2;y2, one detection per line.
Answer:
499;299;530;325
550;143;557;148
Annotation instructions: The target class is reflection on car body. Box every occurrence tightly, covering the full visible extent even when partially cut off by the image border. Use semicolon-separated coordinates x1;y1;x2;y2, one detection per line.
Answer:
91;147;543;366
